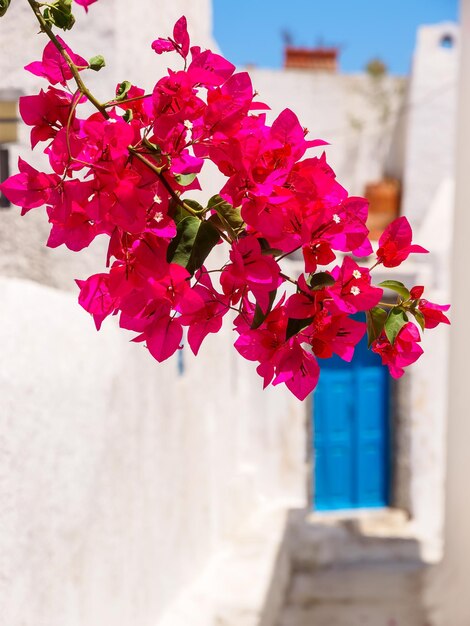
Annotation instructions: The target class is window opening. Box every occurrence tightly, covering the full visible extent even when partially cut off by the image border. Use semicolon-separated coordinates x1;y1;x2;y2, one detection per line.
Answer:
440;34;454;49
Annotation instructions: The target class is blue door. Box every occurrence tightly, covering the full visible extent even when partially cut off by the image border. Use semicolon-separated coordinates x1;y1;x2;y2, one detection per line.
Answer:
313;327;390;511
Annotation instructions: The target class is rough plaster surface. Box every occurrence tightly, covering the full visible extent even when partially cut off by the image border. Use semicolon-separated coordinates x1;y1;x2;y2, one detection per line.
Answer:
402;23;459;228
424;3;470;624
0;4;457;625
0;277;305;625
157;507;290;626
0;5;308;623
247;68;406;198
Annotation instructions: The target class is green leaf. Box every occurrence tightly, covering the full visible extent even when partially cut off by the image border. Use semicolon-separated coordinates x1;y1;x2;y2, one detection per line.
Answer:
143;137;161;153
366;306;388;347
184;199;204;214
251;290;277;330
89;55;106;71
208;213;239;241
187;220;220;275
169;202;189;225
167;216;198;267
208;195;244;234
262;247;283;257
167;216;220;275
307;271;335;291
116;81;132;101
412;308;426;332
0;0;11;17
122;109;133;123
174;173;197;187
378;280;411;301
207;194;227;210
286;317;313;341
44;0;75;30
384;307;408;345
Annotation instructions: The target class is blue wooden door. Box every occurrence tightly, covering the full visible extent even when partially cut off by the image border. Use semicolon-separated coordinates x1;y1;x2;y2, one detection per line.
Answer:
313;329;390;511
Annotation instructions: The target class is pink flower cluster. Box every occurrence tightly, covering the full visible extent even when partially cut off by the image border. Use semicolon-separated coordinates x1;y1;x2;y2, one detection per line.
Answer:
0;16;450;400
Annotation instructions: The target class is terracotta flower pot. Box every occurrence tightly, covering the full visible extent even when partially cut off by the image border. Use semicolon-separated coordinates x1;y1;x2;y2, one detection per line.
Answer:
364;178;401;240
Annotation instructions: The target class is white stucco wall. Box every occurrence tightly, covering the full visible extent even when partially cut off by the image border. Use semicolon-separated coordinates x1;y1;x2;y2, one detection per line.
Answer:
0;4;459;623
0;3;307;624
424;2;470;624
402;22;459;228
398;24;457;563
247;67;406;198
0;276;305;626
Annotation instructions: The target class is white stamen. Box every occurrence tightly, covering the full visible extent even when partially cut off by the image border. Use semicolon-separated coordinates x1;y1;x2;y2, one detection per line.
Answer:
351;286;361;296
352;270;361;279
333;214;341;223
153;194;162;204
155;212;164;223
108;118;117;124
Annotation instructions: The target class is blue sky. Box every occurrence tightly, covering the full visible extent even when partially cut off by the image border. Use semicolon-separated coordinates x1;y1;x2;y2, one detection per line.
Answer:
213;0;459;75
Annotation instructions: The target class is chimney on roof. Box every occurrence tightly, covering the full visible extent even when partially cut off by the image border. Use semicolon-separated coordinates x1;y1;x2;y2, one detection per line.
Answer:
284;46;338;71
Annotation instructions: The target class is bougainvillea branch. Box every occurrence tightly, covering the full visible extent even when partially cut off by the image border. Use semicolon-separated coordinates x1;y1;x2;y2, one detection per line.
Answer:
0;1;450;400
26;0;109;118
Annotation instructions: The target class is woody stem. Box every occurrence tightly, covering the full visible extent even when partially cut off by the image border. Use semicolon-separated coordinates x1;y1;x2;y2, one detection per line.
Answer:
26;0;109;118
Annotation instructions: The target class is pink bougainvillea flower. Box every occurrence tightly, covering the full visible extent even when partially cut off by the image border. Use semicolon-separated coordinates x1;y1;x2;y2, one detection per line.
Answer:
179;270;230;355
308;314;366;362
152;16;190;59
372;322;423;378
221;236;281;313
150;263;195;311
288;154;348;212
144;315;184;363
2;14;446;400
302;239;336;274
151;39;175;55
19;87;75;148
376;216;428;268
285;274;328;320
76;273;118;330
325;196;373;257
47;205;97;251
46;126;87;175
272;340;320;401
419;299;451;329
73;0;98;11
188;48;235;86
234;305;287;366
114;84;153;124
234;306;320;400
409;286;424;299
270;108;327;162
410;286;450;329
204;71;257;135
327;256;383;314
0;157;59;213
82;111;138;163
25;37;88;86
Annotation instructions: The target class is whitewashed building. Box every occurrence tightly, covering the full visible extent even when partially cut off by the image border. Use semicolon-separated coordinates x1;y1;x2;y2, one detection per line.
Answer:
245;21;456;626
0;1;461;625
